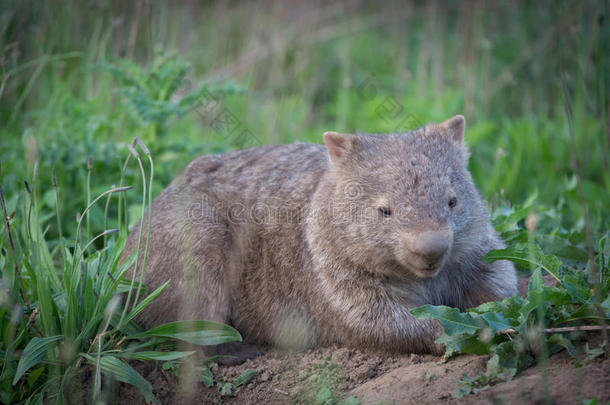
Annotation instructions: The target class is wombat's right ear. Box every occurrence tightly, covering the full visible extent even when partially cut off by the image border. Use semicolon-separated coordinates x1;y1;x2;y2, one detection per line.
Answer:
323;132;356;166
440;115;466;143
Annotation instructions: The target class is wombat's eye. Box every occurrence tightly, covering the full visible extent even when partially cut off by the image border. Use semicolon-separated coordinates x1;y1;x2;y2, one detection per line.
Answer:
379;207;392;217
448;197;457;208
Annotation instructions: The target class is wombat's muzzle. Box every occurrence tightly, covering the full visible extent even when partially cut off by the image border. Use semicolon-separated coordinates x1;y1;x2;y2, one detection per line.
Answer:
400;229;452;276
412;230;450;266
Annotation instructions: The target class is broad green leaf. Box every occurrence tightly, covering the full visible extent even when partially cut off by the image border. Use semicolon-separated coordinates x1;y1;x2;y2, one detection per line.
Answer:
528;268;545;292
493;340;535;372
563;303;604;323
81;353;159;405
129;320;242;346
520;272;571;324
411;305;481;335
470;300;504;314
436;333;490;356
233;369;257;387
117;350;195;361
561;275;591;304
485;294;524;324
484;244;561;281
481;312;514;332
12;335;63;385
548;334;577;357
538;234;588;262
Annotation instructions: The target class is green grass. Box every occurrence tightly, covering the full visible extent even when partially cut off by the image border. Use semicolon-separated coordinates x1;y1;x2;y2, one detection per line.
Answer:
0;0;609;403
0;137;242;403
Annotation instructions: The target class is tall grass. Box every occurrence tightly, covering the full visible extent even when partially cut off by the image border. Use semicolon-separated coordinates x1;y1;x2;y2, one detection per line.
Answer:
0;140;241;404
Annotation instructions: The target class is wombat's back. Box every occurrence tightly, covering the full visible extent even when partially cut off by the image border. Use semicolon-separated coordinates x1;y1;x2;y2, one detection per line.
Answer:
123;142;329;330
177;143;328;205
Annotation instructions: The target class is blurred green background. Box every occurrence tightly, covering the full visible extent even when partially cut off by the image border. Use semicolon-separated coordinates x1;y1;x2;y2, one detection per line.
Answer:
1;0;608;238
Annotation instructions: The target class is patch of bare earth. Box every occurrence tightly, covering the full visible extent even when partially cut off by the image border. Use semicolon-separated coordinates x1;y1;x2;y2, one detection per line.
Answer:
118;337;608;404
351;342;609;404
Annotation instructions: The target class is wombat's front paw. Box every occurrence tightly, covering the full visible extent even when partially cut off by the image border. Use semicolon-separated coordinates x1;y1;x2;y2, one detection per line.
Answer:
429;342;446;356
428;320;446;356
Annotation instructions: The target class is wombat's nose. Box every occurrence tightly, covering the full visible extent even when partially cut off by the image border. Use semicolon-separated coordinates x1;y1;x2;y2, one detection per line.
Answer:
413;231;449;265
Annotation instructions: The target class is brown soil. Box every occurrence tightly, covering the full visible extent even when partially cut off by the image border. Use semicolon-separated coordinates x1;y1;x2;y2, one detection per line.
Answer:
118;339;609;405
119;275;609;404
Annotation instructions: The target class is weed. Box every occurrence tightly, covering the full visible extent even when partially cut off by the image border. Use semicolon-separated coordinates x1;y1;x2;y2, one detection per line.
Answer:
412;201;609;398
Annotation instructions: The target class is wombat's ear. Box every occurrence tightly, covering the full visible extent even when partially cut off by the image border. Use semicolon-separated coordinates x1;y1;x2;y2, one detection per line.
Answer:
440;115;466;143
323;132;356;166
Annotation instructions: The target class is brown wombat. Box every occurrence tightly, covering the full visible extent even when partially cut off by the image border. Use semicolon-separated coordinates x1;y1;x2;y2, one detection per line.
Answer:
123;115;517;355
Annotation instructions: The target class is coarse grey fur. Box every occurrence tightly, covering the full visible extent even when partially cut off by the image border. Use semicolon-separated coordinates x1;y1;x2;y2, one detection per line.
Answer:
123;115;517;355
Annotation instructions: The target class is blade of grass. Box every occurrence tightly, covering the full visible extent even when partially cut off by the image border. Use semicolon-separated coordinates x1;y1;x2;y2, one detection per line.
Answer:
0;173;24;300
118;142;147;328
81;354;159;405
51;167;66;266
131;137;154;313
86;157;92;254
128;320;242;346
71;186;133;274
122;280;170;326
12;336;63;385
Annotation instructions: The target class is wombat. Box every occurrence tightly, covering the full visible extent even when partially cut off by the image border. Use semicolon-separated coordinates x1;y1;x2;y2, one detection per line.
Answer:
123;115;517;355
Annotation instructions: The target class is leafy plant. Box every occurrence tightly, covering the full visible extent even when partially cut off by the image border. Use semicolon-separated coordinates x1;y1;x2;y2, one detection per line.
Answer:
0;139;242;404
102;49;244;144
451;354;517;398
199;365;215;388
208;368;257;397
412;203;609;398
315;385;359;405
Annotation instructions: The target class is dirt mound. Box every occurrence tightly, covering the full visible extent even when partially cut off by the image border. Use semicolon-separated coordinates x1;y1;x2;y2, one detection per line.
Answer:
352;347;609;404
119;337;608;404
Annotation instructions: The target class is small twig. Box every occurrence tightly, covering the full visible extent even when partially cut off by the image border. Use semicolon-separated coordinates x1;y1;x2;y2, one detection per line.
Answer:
544;325;609;334
274;389;289;396
26;307;43;337
497;325;608;335
114;336;126;350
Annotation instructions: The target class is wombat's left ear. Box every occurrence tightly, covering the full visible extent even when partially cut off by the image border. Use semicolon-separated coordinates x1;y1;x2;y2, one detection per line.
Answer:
440;115;466;143
323;131;357;167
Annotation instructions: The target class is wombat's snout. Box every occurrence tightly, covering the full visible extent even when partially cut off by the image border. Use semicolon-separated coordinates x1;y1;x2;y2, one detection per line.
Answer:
413;231;449;266
400;229;452;277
